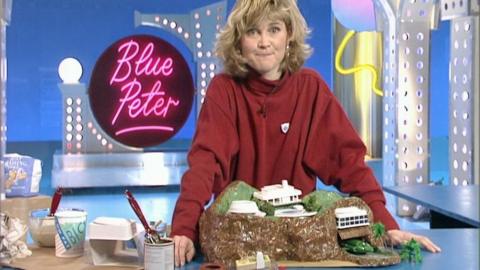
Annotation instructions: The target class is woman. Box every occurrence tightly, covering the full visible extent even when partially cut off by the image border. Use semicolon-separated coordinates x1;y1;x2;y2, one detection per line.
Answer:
171;0;440;266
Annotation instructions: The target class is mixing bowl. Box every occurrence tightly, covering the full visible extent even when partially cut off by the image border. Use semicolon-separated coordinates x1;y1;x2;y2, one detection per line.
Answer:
29;208;56;247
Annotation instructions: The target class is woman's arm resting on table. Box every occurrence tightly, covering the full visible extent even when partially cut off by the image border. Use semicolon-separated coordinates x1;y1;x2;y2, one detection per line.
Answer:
173;235;196;267
387;229;441;253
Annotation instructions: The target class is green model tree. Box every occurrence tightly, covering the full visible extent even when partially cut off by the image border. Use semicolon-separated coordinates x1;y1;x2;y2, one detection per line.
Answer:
372;222;386;250
372;223;385;239
400;239;423;263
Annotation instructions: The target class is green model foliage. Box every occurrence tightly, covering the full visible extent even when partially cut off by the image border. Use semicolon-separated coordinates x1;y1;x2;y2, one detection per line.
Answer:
252;197;275;216
214;181;343;217
341;239;375;254
400;239;423;263
213;181;258;215
252;197;295;217
302;190;343;214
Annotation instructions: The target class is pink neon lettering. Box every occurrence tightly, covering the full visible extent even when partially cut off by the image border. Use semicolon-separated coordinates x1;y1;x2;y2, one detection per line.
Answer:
110;41;174;85
111;78;180;126
108;38;183;135
115;126;174;136
111;78;141;125
110;40;139;85
135;43;174;77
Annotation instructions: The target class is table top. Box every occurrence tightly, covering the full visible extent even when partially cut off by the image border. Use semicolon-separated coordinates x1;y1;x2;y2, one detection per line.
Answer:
9;229;479;270
8;245;138;270
187;229;479;270
383;184;479;227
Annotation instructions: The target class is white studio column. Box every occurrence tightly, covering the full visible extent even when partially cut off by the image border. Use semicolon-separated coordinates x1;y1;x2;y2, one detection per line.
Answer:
375;0;398;189
376;0;440;216
0;0;12;200
440;0;479;186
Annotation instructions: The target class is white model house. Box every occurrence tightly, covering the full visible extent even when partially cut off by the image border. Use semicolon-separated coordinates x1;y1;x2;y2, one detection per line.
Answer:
253;180;302;206
335;206;370;229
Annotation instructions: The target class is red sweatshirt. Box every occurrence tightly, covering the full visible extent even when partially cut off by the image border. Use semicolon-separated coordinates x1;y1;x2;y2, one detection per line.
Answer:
171;68;399;242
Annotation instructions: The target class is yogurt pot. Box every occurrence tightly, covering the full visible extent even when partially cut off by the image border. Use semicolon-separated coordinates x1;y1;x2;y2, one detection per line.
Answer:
54;208;88;257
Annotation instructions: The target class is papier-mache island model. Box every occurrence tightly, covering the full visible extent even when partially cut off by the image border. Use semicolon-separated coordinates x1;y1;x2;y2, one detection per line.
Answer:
199;180;402;268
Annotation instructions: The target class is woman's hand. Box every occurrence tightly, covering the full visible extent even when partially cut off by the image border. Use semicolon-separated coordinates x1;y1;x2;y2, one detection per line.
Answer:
387;229;441;253
173;235;196;267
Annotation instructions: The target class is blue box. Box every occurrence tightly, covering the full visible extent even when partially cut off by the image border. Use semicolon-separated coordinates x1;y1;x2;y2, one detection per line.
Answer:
4;154;42;197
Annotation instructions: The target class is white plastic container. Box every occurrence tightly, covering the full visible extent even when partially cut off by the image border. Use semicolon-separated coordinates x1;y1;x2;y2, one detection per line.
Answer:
227;200;266;217
88;217;144;267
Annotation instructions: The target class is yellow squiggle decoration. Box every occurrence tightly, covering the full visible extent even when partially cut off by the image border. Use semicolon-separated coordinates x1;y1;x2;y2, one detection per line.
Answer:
335;30;383;97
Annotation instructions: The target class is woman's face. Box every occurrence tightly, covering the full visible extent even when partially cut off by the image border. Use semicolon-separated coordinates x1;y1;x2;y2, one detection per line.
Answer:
240;18;289;80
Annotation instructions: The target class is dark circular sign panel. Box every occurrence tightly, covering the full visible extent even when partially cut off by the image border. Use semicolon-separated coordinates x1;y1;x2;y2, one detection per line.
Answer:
89;35;194;148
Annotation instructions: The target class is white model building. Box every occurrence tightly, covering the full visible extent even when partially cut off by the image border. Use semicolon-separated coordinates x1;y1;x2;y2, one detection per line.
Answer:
253;180;302;206
335;206;369;229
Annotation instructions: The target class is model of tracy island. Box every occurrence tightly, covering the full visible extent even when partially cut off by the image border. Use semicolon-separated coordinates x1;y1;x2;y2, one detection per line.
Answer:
199;180;401;268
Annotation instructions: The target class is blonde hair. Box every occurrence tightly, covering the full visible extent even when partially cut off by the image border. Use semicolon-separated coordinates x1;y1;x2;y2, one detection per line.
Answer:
215;0;312;78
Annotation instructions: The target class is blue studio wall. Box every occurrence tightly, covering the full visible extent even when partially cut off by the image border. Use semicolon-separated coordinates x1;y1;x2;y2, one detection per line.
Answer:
6;0;447;144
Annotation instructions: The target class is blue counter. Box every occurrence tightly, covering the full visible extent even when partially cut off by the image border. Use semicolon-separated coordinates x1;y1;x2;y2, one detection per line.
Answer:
181;229;479;270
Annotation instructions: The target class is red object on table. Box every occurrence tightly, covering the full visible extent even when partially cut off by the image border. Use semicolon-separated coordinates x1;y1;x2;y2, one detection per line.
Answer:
124;190;161;243
48;187;63;216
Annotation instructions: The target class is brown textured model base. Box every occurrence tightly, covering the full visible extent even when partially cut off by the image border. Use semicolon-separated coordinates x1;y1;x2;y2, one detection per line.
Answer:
199;182;400;268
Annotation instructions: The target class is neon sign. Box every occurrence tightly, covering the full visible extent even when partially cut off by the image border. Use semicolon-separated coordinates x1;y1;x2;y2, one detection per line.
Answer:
89;35;194;148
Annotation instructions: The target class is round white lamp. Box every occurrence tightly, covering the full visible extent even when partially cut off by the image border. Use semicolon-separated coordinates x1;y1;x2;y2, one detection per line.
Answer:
58;57;83;83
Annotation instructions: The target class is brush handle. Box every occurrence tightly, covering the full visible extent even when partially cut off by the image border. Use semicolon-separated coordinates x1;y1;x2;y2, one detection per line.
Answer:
49;187;63;216
125;190;154;234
